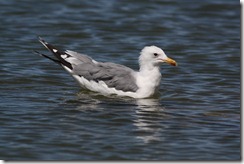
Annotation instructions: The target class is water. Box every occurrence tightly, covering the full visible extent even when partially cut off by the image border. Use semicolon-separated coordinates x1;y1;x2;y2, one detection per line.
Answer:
0;0;240;160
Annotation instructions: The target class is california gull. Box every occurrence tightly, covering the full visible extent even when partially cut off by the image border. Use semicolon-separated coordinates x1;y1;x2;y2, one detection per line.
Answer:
35;38;177;98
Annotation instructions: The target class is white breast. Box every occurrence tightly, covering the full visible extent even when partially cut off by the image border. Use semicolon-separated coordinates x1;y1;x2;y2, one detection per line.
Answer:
135;68;162;98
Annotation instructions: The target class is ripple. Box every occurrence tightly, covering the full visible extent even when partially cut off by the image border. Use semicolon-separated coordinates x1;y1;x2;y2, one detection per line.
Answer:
0;0;240;160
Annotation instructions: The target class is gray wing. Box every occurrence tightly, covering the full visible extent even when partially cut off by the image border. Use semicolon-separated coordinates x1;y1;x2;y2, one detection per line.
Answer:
37;38;94;69
65;50;93;63
73;62;139;92
37;38;139;93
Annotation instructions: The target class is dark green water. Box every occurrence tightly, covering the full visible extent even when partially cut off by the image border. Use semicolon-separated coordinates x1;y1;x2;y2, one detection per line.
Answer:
0;0;240;160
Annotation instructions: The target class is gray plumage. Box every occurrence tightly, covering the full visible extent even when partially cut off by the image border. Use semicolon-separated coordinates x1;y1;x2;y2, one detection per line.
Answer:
37;39;139;93
66;50;139;92
72;61;138;92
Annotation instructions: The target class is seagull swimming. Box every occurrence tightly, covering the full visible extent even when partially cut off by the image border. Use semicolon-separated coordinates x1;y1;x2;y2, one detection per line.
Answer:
36;38;177;98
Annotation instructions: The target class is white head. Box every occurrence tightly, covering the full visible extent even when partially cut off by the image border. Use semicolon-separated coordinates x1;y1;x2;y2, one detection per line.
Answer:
139;46;177;70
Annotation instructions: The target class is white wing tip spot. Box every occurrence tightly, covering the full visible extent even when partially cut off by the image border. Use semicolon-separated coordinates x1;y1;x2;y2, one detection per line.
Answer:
53;49;58;53
61;54;68;59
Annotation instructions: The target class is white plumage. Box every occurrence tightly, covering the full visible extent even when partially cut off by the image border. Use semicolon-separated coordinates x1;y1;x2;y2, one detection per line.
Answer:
37;38;177;98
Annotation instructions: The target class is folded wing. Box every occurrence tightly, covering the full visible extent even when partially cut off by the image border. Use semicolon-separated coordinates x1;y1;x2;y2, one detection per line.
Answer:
38;38;139;93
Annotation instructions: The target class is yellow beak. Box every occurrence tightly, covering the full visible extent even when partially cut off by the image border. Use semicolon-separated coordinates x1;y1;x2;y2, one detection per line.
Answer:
163;57;177;66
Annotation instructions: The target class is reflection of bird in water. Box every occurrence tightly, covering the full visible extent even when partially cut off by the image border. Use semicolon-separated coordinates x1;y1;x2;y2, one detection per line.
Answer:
136;98;162;110
134;98;167;143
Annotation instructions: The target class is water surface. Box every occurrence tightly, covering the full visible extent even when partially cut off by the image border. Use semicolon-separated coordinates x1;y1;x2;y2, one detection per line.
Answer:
0;0;240;160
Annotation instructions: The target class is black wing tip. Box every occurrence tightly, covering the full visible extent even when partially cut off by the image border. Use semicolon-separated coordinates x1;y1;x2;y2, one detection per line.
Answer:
38;37;50;50
37;37;73;70
38;37;60;54
33;50;48;59
33;50;44;58
33;50;61;64
38;36;45;42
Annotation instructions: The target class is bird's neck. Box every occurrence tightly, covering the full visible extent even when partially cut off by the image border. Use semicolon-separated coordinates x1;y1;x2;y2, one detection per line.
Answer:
139;62;160;72
139;65;161;80
136;64;162;97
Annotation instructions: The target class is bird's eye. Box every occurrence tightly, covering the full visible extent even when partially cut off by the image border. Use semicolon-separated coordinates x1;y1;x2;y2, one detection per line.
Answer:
153;53;158;57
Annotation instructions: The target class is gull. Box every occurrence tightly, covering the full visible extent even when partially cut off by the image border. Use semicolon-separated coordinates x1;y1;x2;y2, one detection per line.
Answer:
35;38;177;98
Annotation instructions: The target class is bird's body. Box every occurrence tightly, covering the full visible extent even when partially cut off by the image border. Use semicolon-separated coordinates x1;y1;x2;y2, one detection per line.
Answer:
36;38;177;98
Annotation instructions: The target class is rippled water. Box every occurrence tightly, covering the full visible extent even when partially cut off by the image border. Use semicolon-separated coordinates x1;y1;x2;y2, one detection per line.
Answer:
0;0;240;160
